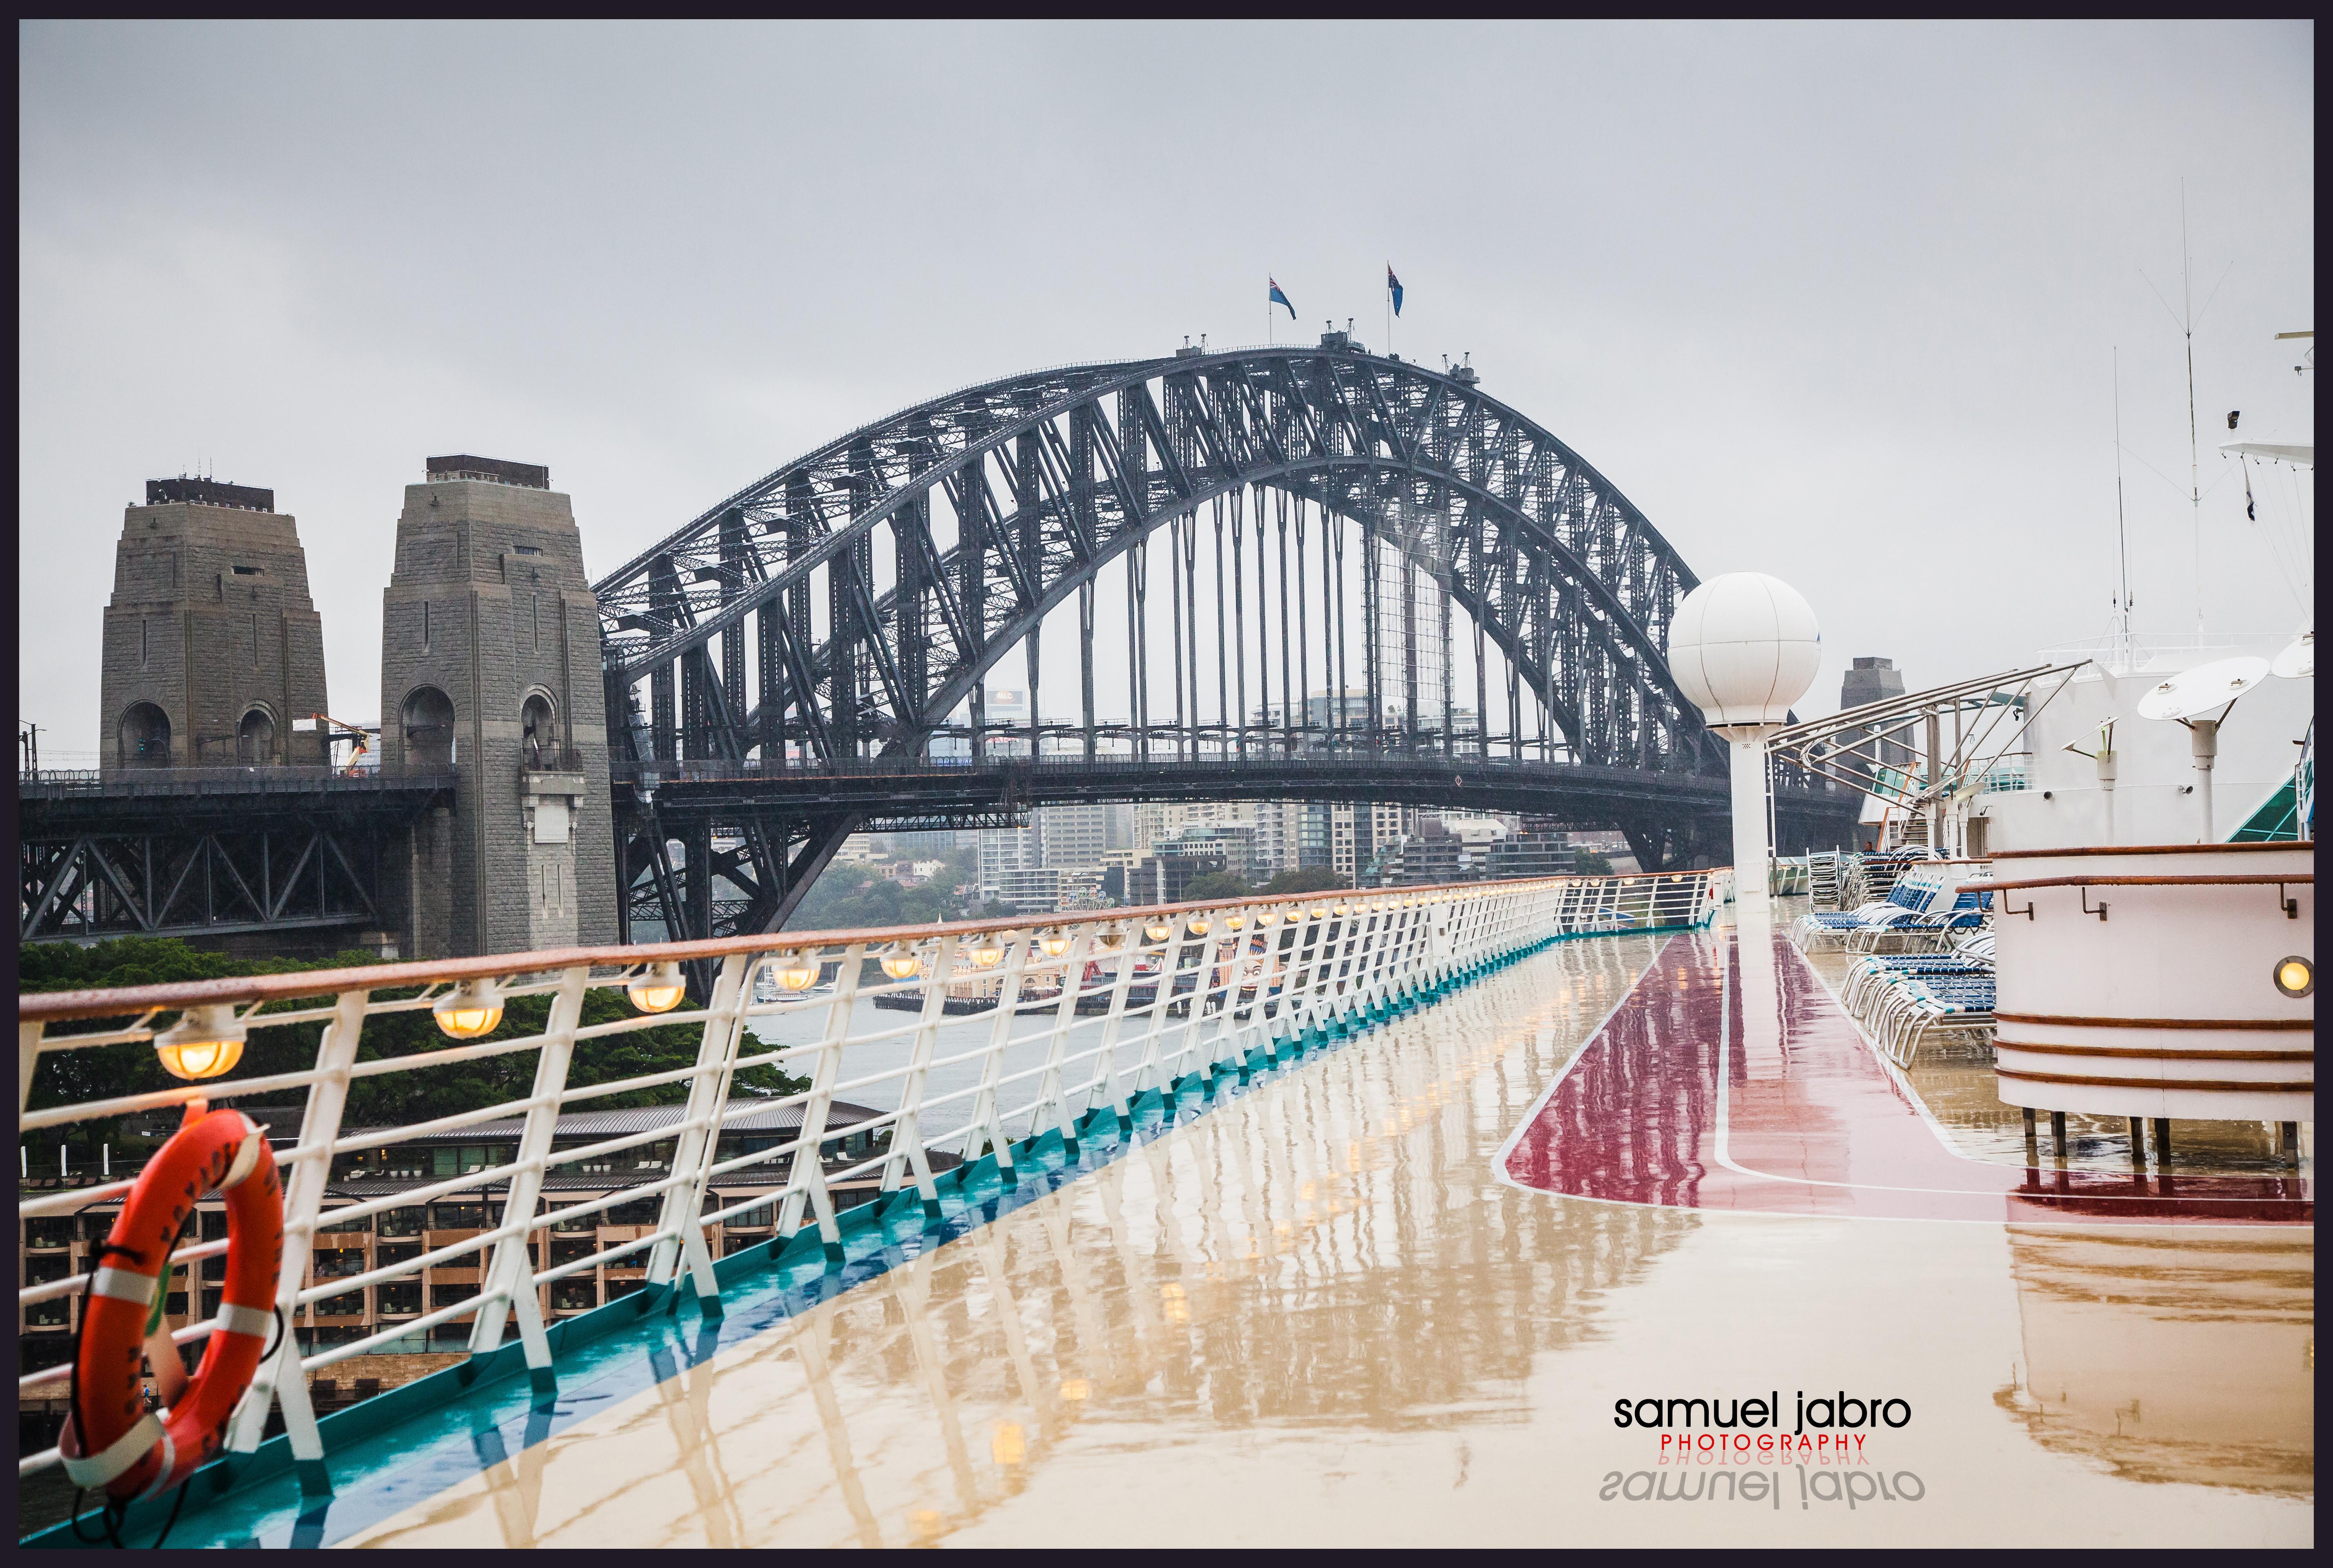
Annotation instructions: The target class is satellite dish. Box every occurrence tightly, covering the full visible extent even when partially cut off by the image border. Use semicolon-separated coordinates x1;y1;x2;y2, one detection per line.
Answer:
2270;630;2314;680
2135;656;2272;721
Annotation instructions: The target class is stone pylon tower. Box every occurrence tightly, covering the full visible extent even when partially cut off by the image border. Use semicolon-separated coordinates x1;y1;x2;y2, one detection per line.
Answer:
100;478;330;770
377;456;617;957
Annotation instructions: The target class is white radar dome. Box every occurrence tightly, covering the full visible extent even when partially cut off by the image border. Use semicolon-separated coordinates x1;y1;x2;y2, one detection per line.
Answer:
1666;572;1821;731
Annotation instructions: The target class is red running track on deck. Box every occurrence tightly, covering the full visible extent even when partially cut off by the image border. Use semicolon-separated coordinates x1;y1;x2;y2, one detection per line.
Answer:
1500;929;2312;1224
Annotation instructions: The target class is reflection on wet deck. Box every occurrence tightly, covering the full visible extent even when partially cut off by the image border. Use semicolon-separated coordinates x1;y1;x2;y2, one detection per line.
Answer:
2000;1227;2314;1494
346;934;2312;1549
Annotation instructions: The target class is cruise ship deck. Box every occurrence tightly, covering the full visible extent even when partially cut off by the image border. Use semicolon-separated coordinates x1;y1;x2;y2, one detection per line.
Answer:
37;903;2304;1550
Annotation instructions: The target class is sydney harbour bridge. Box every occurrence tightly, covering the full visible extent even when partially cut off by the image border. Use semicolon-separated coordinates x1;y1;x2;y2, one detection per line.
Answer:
22;334;1853;953
594;336;1851;944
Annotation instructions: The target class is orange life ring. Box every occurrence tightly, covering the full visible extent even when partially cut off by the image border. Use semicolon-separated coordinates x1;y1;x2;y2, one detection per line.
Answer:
60;1106;282;1502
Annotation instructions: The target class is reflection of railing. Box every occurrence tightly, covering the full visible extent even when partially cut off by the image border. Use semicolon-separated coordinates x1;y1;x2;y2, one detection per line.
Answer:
14;869;1715;1488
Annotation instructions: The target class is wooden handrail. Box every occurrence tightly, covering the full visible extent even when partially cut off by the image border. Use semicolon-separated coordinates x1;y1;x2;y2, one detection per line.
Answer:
18;870;1710;1023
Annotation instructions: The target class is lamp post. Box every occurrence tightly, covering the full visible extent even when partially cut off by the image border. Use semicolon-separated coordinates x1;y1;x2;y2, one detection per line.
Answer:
1665;573;1823;911
1667;574;1821;1079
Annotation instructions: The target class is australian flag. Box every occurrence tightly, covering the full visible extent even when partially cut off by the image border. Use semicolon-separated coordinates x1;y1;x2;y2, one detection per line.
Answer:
1269;276;1296;319
1388;266;1403;317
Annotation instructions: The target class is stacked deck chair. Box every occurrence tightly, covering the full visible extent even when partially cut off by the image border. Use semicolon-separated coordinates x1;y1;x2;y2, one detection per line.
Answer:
1843;929;1997;1068
1790;862;1966;954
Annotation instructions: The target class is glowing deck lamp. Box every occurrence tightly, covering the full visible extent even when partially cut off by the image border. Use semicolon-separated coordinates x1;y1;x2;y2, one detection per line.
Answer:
433;979;505;1040
880;947;925;981
1143;920;1175;942
1185;916;1212;937
153;1004;247;1080
1665;572;1821;911
968;937;1009;970
627;960;686;1014
1039;931;1073;958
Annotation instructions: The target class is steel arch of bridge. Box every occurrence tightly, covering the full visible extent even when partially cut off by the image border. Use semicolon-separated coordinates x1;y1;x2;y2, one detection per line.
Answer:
595;344;1731;940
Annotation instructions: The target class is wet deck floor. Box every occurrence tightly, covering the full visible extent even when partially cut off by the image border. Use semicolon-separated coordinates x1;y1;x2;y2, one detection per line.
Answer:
330;923;2311;1548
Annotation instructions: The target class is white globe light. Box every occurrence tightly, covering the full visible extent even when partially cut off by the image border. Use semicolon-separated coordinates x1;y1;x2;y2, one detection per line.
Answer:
1666;572;1821;732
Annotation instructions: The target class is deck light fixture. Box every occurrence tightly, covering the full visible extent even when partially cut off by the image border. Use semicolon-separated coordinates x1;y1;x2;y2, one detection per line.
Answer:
1186;916;1211;937
626;961;686;1014
2275;955;2314;998
433;979;505;1040
1039;931;1073;958
1310;906;1330;921
153;1004;247;1080
1332;903;1350;918
880;947;924;981
1254;910;1278;927
1100;925;1128;949
969;936;1009;969
1143;919;1174;942
776;953;822;992
1225;914;1247;932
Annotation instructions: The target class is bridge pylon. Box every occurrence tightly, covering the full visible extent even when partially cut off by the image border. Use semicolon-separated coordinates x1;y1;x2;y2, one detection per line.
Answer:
377;456;618;958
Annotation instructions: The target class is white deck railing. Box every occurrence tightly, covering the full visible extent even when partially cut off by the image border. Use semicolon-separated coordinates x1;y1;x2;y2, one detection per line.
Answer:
16;869;1718;1482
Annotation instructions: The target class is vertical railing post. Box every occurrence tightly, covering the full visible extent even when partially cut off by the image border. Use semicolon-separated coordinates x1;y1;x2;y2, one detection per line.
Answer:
1291;909;1329;1045
647;951;756;1309
1198;922;1248;1079
778;934;872;1260
1091;927;1142;1126
468;965;590;1381
1169;919;1225;1087
966;932;1033;1182
883;933;963;1219
1035;927;1096;1151
226;987;368;1492
1129;924;1185;1104
1330;902;1366;1029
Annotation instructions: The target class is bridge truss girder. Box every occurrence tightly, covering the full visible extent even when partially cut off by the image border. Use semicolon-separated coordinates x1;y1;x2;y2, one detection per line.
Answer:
20;819;392;945
595;347;1742;942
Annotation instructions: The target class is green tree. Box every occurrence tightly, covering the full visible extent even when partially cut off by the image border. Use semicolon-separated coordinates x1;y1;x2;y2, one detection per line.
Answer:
783;844;981;933
1262;867;1348;895
1572;850;1613;877
1178;870;1253;903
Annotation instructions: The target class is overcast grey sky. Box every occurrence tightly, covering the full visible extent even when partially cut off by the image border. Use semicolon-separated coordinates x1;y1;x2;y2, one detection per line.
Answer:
18;20;2314;759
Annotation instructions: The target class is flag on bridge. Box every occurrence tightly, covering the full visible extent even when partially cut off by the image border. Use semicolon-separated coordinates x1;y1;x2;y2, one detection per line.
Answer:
1269;277;1296;319
1387;266;1403;317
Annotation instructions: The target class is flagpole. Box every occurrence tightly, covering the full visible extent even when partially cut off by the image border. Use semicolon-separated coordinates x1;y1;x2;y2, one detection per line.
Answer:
1385;268;1391;358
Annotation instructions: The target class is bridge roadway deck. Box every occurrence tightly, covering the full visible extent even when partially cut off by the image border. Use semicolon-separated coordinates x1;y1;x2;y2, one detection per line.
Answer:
618;753;1849;830
119;921;2311;1549
18;768;456;827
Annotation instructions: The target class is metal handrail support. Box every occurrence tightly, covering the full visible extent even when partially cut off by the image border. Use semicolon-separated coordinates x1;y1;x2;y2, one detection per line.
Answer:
1035;928;1097;1151
226;987;367;1484
966;934;1035;1181
647;952;753;1306
880;937;956;1217
469;965;589;1376
1090;934;1144;1124
778;940;880;1255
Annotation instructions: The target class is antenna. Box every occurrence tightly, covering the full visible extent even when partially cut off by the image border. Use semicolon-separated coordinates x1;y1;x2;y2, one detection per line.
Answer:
2112;348;2132;669
2180;185;2202;632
